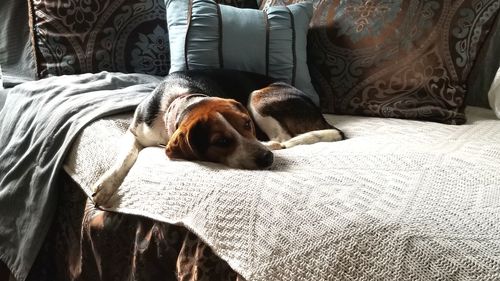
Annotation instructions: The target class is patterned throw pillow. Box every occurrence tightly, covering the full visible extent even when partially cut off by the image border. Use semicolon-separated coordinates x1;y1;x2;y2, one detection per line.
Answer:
261;0;500;124
28;0;258;78
166;0;319;105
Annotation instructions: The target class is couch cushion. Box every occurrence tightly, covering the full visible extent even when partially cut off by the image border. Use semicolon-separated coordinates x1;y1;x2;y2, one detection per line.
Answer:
261;0;500;124
166;0;319;105
28;0;258;78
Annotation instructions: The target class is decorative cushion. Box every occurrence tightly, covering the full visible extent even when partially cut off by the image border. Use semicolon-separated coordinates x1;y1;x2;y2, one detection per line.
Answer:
261;0;500;124
166;0;319;105
28;0;258;78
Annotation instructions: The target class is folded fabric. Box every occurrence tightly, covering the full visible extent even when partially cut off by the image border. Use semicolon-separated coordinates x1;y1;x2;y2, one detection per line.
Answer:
0;72;161;281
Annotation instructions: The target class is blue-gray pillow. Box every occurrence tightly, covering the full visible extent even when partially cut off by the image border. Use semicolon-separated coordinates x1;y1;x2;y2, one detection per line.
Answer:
166;0;319;105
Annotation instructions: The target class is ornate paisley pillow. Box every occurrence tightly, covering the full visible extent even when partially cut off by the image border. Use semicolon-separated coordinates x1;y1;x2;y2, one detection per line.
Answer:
28;0;258;78
261;0;500;124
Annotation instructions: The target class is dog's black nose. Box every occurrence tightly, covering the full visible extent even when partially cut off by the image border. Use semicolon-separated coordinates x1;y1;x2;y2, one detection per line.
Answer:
256;151;273;168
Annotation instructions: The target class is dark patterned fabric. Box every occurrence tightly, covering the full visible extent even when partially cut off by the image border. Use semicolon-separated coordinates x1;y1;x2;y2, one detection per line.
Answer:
28;0;258;78
261;0;500;124
26;172;243;281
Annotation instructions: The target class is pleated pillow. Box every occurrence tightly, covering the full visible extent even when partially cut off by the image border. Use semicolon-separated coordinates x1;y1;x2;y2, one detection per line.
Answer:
166;0;319;105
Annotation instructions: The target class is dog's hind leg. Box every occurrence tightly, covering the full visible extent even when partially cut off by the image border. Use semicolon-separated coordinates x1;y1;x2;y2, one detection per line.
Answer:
248;85;345;149
254;116;344;149
92;129;143;207
280;129;344;148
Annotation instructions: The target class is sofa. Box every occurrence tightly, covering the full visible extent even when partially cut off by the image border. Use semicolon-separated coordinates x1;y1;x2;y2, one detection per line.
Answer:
1;0;500;280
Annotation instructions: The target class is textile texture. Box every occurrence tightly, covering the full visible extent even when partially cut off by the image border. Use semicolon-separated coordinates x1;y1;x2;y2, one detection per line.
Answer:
28;0;258;78
65;106;500;281
166;0;319;104
26;172;242;281
261;0;500;124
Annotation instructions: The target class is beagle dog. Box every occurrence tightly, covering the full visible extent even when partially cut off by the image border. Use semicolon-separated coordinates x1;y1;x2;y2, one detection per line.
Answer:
92;69;345;206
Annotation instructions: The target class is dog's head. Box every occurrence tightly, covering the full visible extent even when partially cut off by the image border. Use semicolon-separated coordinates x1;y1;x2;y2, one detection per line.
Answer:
165;97;273;169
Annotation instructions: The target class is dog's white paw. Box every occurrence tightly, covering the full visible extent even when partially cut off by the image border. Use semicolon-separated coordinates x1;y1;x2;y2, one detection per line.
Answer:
92;175;119;207
263;140;284;150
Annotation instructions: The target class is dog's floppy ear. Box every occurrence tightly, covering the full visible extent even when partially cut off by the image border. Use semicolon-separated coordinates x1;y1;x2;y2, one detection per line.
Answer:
229;99;249;114
166;121;209;160
165;129;195;160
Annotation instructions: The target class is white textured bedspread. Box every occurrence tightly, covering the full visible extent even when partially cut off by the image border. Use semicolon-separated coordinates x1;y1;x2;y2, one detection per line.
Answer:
65;107;500;281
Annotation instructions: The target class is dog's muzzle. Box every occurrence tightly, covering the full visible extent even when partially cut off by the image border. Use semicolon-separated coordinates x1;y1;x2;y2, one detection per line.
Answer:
255;150;274;168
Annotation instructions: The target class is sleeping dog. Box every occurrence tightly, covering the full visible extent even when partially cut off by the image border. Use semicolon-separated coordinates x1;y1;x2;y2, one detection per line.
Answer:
92;69;345;206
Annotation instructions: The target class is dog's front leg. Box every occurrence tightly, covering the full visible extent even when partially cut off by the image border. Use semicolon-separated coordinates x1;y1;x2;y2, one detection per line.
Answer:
92;130;143;207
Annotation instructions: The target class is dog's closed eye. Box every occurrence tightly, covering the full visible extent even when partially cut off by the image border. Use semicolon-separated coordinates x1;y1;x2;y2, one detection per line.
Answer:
211;136;234;148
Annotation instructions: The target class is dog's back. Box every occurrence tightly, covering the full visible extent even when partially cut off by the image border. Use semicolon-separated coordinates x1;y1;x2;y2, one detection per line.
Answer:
170;69;278;103
133;70;275;126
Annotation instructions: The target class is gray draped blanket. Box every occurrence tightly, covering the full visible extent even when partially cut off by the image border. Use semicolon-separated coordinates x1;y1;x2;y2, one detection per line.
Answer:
0;72;161;281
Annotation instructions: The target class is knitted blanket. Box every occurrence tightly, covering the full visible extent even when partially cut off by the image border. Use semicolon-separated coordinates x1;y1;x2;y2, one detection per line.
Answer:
65;107;500;281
